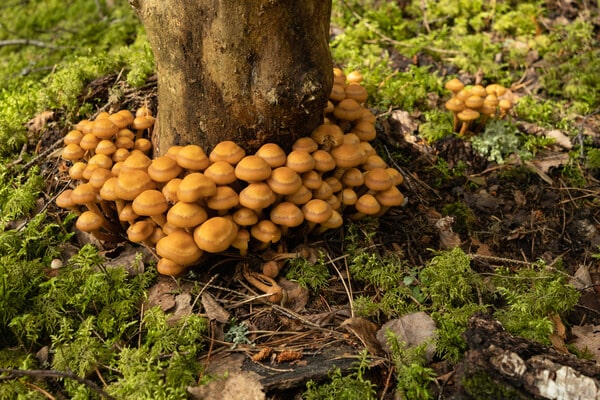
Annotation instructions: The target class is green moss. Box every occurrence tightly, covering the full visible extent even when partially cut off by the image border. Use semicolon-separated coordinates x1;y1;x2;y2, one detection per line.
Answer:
441;202;475;235
462;371;525;399
285;252;330;291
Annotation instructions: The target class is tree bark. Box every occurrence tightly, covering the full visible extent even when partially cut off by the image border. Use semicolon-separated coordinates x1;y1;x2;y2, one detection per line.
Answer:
131;0;333;156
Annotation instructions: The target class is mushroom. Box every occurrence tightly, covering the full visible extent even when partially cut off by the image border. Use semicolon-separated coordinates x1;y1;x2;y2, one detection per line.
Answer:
147;156;183;185
234;155;272;183
91;118;119;140
284;184;313;205
316;209;343;233
156;230;204;267
115;170;157;201
55;189;80;215
346;70;363;84
445;97;465;133
75;210;121;242
62;143;85;162
329;83;346;102
132;189;169;227
311;123;344;151
232;207;259;227
302;199;332;231
457;109;480;136
162;178;182;203
444;78;465;96
270;202;304;236
333;98;363;122
131;115;155;140
350;194;381;220
206;186;239;214
133;138;153;154
375;186;406;216
166;201;208;229
209;141;246;165
266;167;303;196
68;161;87;181
177;172;217;202
204;161;237;185
156;257;187;277
193;217;238;253
231;229;251;256
363;167;394;195
242;267;285;303
63;130;83;145
301;170;323;190
250;219;282;249
176;144;210;171
71;183;103;216
344;82;368;104
292;137;319;153
285;150;315;174
255;143;287;168
238;182;276;213
119;152;152;174
351;120;376;142
312;150;337;173
127;219;156;244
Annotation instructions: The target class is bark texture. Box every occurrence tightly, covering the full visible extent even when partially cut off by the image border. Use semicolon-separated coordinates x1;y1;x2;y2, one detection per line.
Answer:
131;0;333;156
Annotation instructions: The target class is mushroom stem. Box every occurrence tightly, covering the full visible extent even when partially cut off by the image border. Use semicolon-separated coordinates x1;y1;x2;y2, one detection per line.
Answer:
242;267;285;304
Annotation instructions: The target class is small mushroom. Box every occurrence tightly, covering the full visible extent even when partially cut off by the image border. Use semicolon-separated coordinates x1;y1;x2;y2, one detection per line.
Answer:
193;216;238;253
156;230;204;267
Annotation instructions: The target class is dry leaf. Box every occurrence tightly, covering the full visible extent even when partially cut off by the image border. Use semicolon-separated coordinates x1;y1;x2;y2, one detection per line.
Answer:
27;110;54;133
276;350;303;363
376;311;437;362
251;347;273;362
435;216;461;250
167;292;193;325
571;325;600;363
470;237;493;257
201;292;230;323
187;371;265;400
278;277;309;312
341;317;384;356
545;129;572;149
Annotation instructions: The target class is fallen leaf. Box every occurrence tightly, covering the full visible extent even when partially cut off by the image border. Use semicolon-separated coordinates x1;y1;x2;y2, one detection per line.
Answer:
187;371;265;400
435;216;461;250
376;311;437;362
545;129;572;149
341;317;384;356
201;292;230;323
27;110;54;133
167;292;193;325
571;325;600;363
278;277;309;312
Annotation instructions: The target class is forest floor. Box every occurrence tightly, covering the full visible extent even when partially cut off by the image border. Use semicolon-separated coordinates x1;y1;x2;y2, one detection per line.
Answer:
4;0;600;399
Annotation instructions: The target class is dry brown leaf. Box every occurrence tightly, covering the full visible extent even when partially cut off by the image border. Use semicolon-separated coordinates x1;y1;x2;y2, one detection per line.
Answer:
187;371;265;400
341;317;384;356
470;237;493;257
571;325;600;363
201;292;230;323
434;216;461;250
146;277;178;312
27;110;54;133
167;292;193;325
278;277;309;312
251;347;273;362
544;129;572;149
276;350;303;363
376;311;437;362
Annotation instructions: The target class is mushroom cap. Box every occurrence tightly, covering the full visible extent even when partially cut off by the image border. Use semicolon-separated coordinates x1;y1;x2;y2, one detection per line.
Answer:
91;118;119;140
88;153;113;170
284;184;312;205
344;82;368;103
204;161;237;185
95;139;117;156
386;167;404;186
270;202;304;228
164;145;183;161
239;182;276;210
132;190;169;217
286;150;315;173
266;167;302;195
301;170;323;190
312;150;337;172
99;177;119;201
486;83;506;97
71;183;99;205
76;210;105;232
312;181;333;200
362;155;388;171
162;178;182;203
324;176;343;193
63;130;83;145
167;201;208;228
355;194;381;215
311;124;344;148
115;170;156;200
118;203;139;223
339;188;358;206
135;106;153;117
292;137;319;153
120;152;152;173
156;257;187;277
193;217;238;253
231;229;250;255
62;143;85;161
351;120;377;142
127;219;156;243
464;95;484;110
333;98;363;121
232;207;259;226
470;84;487;98
329;83;346;102
177;173;217;202
111;148;130;163
134;138;153;154
445;97;465;113
108;111;131;129
234;155;272;182
364;167;394;191
346;70;363;84
251;220;282;245
302;199;332;223
89;168;114;189
156;230;203;266
255;143;287;168
375;186;405;207
331;143;364;168
320;209;343;229
445;78;465;93
131;115;155;131
69;161;87;181
457;108;480;122
148;156;183;183
176;144;210;171
56;189;77;209
206;186;239;211
209;141;245;165
333;67;346;85
341;168;364;187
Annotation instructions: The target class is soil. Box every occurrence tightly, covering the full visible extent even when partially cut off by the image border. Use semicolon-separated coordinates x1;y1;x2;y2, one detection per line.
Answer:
33;1;600;398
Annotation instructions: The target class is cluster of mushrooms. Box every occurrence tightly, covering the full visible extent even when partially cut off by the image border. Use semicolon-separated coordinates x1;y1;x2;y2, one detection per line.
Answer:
444;78;514;135
55;68;405;299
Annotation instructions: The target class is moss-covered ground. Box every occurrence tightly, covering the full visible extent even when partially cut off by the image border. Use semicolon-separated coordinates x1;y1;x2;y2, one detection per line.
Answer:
1;0;599;398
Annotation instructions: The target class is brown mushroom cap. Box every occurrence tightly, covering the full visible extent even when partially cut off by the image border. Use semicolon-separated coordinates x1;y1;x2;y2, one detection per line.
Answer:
63;130;83;145
312;150;337;173
209;141;246;165
375;186;405;207
62;143;85;161
346;70;363;84
92;118;119;140
127;219;156;243
251;219;282;245
76;210;105;232
284;184;312;205
238;182;276;210
167;201;208;228
156;257;187;277
177;173;217;202
156;230;203;266
232;207;259;227
464;95;484;110
312;181;333;200
231;229;250;256
255;143;287;168
457;108;480;123
193;217;238;253
266;167;302;195
204;161;237;185
162;178;182;203
341;168;364;187
148;156;183;183
118;203;139;223
311;124;344;149
351;120;377;142
302;199;333;224
364;167;394;192
119;152;152;174
445;97;465;113
355;194;381;215
176;144;210;171
68;161;87;181
301;170;323;190
334;98;363;121
445;78;465;94
362;155;388;171
206;186;239;211
56;189;79;212
115;170;157;201
292;137;319;153
234;155;272;182
95;139;117;156
331;143;364;168
344;82;368;103
286;150;315;173
329;83;346;102
88;168;114;189
270;202;304;228
339;188;358;206
132;190;169;221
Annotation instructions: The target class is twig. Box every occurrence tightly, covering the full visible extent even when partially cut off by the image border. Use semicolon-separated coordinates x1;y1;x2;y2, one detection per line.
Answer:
0;368;114;399
0;39;65;50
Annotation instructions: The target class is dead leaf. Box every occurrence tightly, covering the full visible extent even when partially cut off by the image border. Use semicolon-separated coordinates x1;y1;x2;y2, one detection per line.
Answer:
376;311;437;362
544;129;572;149
470;237;493;257
341;317;384;356
27;110;54;133
435;216;461;250
201;292;230;323
187;371;265;400
276;350;303;363
146;277;178;312
167;292;193;325
278;277;309;312
571;325;600;363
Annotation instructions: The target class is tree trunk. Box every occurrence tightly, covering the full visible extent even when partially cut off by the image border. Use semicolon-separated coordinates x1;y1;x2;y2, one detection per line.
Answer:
130;0;333;156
